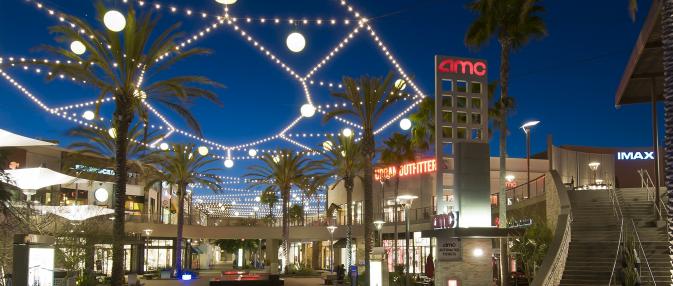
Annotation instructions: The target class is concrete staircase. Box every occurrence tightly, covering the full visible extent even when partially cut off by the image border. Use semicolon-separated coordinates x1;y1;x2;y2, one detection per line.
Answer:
560;190;620;285
616;188;668;285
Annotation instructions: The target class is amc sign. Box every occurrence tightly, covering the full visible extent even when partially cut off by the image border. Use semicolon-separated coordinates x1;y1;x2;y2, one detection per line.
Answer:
432;212;459;229
617;151;654;160
437;58;487;77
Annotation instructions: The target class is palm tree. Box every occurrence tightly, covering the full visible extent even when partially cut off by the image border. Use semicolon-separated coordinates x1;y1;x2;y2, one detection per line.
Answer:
260;189;279;225
465;1;546;284
298;176;327;226
379;133;415;269
20;5;222;283
314;135;364;269
145;144;222;277
409;97;435;152
245;150;315;273
323;73;406;279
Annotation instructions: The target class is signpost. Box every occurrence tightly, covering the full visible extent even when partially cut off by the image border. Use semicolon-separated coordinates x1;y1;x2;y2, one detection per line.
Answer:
437;237;462;261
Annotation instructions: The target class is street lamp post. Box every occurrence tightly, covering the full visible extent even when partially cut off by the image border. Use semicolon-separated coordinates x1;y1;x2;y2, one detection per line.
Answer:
588;162;600;184
397;194;418;277
374;220;385;247
521;121;540;199
327;225;337;273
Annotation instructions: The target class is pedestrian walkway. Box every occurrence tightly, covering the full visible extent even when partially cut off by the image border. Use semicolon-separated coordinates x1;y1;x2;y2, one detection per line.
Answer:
141;276;324;286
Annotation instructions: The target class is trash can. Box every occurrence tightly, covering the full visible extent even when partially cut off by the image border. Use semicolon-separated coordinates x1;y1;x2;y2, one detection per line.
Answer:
349;265;358;286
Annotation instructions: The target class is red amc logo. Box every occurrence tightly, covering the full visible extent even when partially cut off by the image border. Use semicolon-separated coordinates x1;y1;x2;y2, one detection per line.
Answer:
438;58;487;77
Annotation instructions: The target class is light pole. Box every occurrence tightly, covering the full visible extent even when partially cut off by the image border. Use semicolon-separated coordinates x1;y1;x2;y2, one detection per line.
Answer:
397;194;417;277
374;220;385;247
327;225;337;273
521;120;540;199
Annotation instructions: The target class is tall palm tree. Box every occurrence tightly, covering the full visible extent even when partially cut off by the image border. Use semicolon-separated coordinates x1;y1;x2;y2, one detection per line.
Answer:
314;135;364;269
379;132;415;268
20;4;222;283
260;189;279;224
465;1;546;284
299;176;327;226
323;73;406;279
409;97;435;152
246;150;314;273
145;144;222;277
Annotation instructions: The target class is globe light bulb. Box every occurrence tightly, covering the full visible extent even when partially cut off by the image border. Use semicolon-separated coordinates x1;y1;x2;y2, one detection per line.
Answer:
198;146;209;156
300;103;316;117
224;159;234;168
108;128;117;138
248;149;257;157
394;79;407;90
322;141;333;151
342;128;353;137
215;0;237;4
82;110;95;121
70;41;86;55
159;143;169;151
94;188;109;202
103;10;126;32
286;32;306;53
399;118;412;130
134;89;147;100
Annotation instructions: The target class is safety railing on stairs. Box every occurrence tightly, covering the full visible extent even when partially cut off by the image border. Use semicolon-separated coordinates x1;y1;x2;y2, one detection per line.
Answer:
609;187;624;285
630;218;656;285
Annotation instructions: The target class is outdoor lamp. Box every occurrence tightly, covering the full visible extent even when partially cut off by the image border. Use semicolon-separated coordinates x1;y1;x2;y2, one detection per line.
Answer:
286;32;306;53
322;141;333;151
198;146;209;156
215;0;238;4
342;128;353;137
521;120;540;198
300;103;316;117
224;158;234;168
82;110;95;121
505;175;515;183
394;79;407;90
521;120;540;131
248;149;258;157
374;220;385;231
399;118;412;130
159;142;169;151
143;229;153;237
396;194;417;278
70;41;86;55
588;162;600;171
107;128;117;139
103;10;126;32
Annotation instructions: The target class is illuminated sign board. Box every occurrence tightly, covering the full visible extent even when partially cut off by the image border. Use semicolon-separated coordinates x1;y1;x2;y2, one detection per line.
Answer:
374;159;436;180
617;151;654;160
437;58;487;77
432;212;459;229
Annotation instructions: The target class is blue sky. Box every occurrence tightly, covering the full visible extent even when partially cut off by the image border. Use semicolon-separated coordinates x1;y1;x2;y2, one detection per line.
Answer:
0;0;659;190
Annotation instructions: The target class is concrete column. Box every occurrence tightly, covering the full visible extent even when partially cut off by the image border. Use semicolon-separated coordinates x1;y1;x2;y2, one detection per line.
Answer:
312;241;320;270
266;239;280;274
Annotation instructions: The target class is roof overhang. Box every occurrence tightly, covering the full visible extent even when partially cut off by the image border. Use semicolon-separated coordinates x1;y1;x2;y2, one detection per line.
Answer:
615;0;663;106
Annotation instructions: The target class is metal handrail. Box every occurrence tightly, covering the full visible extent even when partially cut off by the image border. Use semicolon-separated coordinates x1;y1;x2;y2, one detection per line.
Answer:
638;169;664;220
608;187;624;285
630;218;656;285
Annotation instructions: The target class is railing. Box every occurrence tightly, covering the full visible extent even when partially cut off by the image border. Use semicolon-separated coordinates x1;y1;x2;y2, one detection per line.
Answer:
630;218;656;285
639;168;664;220
531;171;570;286
491;174;546;207
609;186;624;285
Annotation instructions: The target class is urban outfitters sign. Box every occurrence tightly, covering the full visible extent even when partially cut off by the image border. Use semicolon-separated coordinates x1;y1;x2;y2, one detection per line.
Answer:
374;159;436;180
437;237;462;261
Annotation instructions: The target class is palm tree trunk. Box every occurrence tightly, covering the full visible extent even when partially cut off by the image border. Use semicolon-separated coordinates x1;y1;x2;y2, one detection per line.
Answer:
175;183;186;277
345;177;354;269
111;108;131;286
282;191;290;273
661;2;673;284
394;172;400;266
362;132;375;283
498;39;512;286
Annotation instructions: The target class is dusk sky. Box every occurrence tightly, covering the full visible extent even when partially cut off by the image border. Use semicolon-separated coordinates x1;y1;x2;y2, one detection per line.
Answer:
0;0;660;188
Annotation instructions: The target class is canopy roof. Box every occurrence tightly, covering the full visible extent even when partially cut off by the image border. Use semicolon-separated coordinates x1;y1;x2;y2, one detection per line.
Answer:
0;128;55;147
615;0;663;106
4;167;87;190
35;205;114;221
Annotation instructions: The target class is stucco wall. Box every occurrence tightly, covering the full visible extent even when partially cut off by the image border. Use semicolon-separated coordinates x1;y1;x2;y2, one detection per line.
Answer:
434;238;493;286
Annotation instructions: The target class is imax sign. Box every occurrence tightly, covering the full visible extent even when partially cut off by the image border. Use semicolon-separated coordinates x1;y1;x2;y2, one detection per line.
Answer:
617;151;654;160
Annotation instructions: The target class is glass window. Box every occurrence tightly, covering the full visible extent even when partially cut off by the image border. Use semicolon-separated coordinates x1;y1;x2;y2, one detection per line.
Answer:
456;81;467;92
470;82;482;94
457;112;467;124
442;95;452;108
471;97;481;109
456;96;467;108
441;79;452;93
442;127;453;138
471;113;482;124
442;111;452;123
457;127;467;139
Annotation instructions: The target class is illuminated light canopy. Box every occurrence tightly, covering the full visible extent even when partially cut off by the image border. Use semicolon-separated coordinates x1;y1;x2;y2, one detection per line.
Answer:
300;103;316;117
399;118;411;130
394;79;407;90
82;110;95;121
215;0;238;4
198;146;209;156
248;149;257;157
342;128;353;137
94;187;109;202
375;159;436;180
159;142;169;151
286;32;306;53
107;128;117;139
103;10;126;32
224;159;234;168
70;40;86;55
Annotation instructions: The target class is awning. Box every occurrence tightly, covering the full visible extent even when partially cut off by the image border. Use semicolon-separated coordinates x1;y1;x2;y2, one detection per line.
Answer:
615;0;663;106
4;167;87;190
35;205;114;221
0;129;56;147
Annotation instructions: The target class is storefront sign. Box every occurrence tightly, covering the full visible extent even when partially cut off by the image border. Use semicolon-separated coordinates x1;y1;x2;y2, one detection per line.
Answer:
432;212;459;229
374;159;436;180
617;151;654;160
437;237;462;261
437;58;487;77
